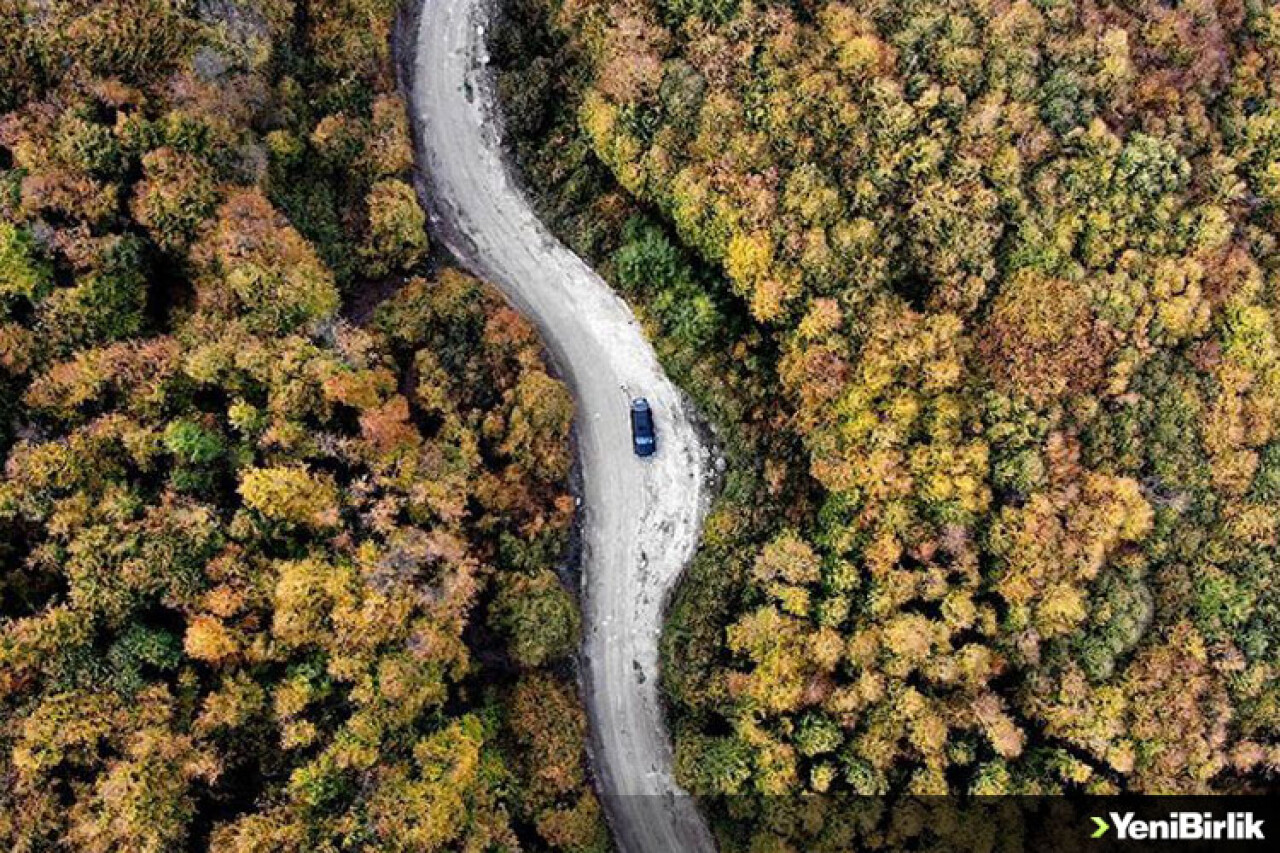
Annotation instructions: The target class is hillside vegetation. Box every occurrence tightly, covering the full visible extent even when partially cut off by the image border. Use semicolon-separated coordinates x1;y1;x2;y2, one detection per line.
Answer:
0;2;605;851
496;0;1280;847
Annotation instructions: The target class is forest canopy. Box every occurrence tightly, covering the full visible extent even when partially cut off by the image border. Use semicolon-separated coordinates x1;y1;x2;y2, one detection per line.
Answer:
0;2;605;851
495;0;1280;848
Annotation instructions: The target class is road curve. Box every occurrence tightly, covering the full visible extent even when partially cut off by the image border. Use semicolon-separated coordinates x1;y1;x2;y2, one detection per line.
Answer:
403;1;716;851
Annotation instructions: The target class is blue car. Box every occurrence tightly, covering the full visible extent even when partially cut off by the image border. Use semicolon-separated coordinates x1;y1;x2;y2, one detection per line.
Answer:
630;397;657;457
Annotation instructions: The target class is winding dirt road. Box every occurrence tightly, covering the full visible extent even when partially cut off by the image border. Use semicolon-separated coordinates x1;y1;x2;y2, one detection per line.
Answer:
403;1;715;850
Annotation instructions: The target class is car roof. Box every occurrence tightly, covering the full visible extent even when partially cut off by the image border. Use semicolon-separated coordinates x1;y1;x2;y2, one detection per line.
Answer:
630;397;650;410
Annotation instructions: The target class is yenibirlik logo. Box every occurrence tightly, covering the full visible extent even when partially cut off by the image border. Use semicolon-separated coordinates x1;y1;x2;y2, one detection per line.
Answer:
1092;812;1265;842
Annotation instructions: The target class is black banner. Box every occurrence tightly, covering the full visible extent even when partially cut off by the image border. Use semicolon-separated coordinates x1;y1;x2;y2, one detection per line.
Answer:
604;794;1280;852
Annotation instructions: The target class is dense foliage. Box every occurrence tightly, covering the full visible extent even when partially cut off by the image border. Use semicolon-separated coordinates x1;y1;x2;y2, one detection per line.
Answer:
0;2;606;851
498;0;1280;847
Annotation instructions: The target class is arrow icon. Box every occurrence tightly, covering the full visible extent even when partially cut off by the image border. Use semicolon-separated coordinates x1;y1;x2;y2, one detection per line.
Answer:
1091;816;1110;838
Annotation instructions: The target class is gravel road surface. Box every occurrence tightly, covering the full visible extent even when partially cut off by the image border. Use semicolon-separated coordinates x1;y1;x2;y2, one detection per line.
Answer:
406;1;716;850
